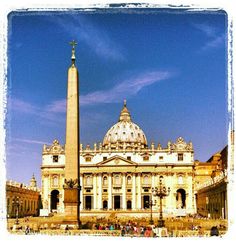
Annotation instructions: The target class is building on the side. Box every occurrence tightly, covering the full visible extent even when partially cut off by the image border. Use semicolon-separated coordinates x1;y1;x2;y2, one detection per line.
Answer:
6;175;41;218
41;101;196;217
195;146;228;219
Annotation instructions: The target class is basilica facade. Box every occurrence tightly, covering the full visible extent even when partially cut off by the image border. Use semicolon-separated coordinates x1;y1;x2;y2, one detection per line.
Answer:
41;101;196;217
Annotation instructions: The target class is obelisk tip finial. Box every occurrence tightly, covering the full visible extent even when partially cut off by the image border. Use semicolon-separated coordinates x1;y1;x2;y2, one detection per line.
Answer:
69;40;77;66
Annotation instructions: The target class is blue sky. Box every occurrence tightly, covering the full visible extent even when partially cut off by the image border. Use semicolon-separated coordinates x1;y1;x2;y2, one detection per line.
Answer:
6;8;228;186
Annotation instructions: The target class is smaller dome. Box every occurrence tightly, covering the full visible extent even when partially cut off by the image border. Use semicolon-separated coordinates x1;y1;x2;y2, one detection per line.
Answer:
103;100;148;149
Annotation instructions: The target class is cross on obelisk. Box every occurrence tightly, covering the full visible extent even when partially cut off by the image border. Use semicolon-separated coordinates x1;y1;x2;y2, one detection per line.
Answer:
69;40;77;66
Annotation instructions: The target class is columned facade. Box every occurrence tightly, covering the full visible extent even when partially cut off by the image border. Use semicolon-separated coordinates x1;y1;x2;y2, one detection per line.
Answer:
38;42;200;218
6;179;40;218
41;140;195;216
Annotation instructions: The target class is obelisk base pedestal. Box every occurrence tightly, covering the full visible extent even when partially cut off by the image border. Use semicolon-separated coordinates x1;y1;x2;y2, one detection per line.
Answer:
63;188;78;223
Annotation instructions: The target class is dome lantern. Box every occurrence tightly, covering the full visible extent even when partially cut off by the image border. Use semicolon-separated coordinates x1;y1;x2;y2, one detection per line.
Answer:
119;99;131;122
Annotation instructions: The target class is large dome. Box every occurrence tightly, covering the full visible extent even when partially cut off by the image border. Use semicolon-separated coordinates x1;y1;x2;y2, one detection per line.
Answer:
103;100;148;149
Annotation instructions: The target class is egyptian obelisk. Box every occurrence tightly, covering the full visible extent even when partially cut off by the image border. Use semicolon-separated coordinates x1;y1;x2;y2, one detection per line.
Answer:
64;40;80;224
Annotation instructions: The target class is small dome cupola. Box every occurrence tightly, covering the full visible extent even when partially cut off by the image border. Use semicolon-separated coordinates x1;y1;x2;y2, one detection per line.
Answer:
30;174;37;188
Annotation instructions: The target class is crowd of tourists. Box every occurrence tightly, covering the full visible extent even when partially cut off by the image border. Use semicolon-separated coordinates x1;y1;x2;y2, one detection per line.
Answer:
92;220;168;237
9;216;225;237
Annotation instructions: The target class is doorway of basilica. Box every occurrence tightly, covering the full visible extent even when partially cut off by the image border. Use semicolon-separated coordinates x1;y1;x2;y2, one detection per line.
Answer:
50;189;59;211
127;200;132;209
143;195;150;209
114;195;121;209
103;200;108;210
85;195;92;210
176;189;186;209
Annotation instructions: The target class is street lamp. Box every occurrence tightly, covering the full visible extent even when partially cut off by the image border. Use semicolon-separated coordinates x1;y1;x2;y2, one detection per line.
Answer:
152;176;170;228
12;196;22;225
146;198;157;225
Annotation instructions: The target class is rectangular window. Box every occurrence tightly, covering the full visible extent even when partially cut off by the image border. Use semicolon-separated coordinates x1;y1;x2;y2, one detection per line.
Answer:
86;189;91;192
159;156;164;161
143;156;149;161
103;157;107;161
85;157;91;162
103;189;108;193
53;155;58;163
127;189;131;193
127;156;131;161
144;188;149;192
178;153;184;161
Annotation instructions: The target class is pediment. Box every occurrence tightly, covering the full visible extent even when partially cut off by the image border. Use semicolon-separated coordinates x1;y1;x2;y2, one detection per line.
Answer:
96;155;138;167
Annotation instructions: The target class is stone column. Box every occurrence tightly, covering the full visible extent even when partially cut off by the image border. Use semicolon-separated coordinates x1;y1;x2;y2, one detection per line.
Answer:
137;173;142;209
151;173;157;210
43;174;49;210
122;173;126;210
97;174;103;210
186;173;193;213
132;173;136;210
48;194;51;212
93;174;97;210
108;174;112;209
151;173;155;188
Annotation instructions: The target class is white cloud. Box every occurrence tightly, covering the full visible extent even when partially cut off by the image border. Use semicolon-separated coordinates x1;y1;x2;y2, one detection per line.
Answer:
14;138;49;145
9;97;65;124
45;99;66;113
48;14;125;61
202;33;225;51
80;70;172;106
9;70;173;128
192;23;217;37
192;22;225;51
9;98;38;115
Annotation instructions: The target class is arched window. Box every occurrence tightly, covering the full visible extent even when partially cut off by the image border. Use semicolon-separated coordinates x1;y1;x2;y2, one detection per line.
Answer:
127;175;132;185
114;175;121;185
103;176;108;186
52;176;59;187
178;175;184;184
86;175;92;186
143;175;149;185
